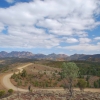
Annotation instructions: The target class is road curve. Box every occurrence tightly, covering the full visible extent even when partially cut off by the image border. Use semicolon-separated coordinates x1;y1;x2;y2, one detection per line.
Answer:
2;63;32;92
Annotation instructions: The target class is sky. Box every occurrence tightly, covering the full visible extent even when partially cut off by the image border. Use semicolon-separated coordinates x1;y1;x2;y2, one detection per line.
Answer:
0;0;100;55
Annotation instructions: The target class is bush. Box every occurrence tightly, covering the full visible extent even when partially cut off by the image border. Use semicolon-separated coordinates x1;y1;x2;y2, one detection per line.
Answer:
0;90;5;97
77;79;87;91
8;89;14;94
94;81;99;88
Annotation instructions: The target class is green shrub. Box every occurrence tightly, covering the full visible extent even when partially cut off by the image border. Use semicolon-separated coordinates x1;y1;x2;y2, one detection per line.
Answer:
94;81;99;88
77;79;87;91
0;90;5;97
8;89;14;94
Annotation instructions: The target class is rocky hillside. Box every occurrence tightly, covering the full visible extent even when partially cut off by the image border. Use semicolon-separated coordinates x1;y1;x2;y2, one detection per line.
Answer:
0;51;68;60
0;51;100;61
0;51;33;58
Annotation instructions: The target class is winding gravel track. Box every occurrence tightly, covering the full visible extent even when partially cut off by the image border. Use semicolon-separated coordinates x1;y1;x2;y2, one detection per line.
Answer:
2;63;32;92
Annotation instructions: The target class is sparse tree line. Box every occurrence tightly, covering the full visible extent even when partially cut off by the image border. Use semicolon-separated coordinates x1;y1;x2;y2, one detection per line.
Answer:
37;61;100;88
94;79;100;88
38;61;100;76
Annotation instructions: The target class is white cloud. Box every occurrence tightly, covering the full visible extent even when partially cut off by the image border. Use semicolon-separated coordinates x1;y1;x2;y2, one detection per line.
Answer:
37;19;62;30
79;38;91;44
59;43;100;51
0;23;4;32
66;38;78;43
0;33;60;48
5;0;14;3
97;42;100;45
0;0;100;51
76;32;88;37
94;37;100;40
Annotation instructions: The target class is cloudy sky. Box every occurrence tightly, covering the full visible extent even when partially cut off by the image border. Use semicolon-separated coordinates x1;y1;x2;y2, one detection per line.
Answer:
0;0;100;55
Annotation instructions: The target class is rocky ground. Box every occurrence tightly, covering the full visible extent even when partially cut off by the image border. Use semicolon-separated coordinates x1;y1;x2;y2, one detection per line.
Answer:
0;90;100;100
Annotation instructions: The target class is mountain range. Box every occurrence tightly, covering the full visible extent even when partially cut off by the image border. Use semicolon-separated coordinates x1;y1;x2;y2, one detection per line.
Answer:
0;51;100;61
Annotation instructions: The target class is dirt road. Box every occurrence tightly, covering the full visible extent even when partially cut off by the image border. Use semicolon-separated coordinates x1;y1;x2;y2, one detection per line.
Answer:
2;63;32;92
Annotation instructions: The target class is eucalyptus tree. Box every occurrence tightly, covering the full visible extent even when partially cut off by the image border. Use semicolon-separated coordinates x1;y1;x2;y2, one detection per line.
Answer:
61;62;79;98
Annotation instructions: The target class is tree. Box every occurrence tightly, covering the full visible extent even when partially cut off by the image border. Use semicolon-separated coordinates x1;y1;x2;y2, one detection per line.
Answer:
61;62;79;98
94;81;98;88
21;69;27;78
86;75;90;81
11;73;16;79
77;79;87;91
87;81;90;87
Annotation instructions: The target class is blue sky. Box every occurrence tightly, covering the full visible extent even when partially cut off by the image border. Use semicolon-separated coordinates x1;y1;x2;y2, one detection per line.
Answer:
0;0;100;55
